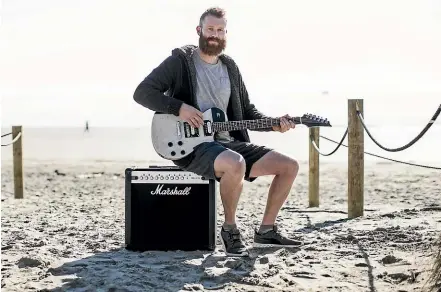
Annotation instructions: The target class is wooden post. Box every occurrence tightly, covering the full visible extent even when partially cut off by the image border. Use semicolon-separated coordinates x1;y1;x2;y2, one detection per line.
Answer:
309;127;320;207
348;99;364;218
12;126;24;199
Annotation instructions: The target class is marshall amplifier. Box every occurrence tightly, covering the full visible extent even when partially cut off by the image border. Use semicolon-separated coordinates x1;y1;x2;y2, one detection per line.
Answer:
125;165;217;252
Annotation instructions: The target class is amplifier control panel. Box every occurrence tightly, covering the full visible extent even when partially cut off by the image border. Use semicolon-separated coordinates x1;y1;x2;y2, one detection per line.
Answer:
130;170;209;184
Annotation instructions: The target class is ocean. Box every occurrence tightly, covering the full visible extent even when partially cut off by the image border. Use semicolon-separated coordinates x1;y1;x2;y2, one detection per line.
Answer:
1;125;440;168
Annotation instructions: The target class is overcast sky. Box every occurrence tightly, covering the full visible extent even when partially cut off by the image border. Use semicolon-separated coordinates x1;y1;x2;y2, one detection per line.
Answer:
1;0;440;127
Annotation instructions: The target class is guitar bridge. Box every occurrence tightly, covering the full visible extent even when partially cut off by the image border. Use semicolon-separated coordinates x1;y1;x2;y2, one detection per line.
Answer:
183;122;200;138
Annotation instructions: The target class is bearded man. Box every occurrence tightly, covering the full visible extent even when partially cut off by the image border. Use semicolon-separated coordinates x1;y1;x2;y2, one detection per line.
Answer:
134;7;302;257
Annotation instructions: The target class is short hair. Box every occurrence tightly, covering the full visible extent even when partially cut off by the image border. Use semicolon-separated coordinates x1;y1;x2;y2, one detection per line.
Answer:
199;7;226;27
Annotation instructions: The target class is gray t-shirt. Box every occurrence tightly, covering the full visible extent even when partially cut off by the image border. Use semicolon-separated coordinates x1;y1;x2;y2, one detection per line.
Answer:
192;50;233;142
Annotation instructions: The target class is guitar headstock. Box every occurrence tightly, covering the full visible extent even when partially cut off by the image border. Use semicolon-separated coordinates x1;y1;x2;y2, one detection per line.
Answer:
295;113;332;127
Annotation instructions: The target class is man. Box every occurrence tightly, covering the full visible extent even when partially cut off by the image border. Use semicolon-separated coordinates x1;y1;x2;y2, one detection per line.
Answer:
134;7;302;257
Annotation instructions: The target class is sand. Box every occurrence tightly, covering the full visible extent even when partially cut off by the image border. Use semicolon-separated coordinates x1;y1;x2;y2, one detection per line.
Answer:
1;160;440;292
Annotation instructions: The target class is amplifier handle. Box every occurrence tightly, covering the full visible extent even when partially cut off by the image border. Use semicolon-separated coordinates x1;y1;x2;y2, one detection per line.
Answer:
148;165;182;170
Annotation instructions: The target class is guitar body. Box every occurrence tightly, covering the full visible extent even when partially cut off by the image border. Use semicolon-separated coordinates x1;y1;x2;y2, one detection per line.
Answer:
151;107;227;160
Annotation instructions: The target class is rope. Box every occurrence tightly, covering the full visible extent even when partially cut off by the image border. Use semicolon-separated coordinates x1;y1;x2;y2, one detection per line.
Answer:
356;104;441;152
1;132;22;147
310;128;348;156
319;135;441;170
1;132;12;138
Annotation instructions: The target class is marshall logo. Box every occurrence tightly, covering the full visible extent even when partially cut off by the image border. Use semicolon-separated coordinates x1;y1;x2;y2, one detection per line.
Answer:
150;184;191;196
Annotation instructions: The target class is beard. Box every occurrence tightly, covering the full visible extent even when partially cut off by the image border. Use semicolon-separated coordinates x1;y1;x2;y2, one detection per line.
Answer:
198;32;226;56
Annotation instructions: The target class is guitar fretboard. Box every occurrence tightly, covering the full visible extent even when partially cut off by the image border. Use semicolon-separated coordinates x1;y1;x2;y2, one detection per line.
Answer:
212;118;296;132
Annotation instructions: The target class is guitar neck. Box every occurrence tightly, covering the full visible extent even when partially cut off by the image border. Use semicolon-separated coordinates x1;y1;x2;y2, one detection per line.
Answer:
212;118;300;132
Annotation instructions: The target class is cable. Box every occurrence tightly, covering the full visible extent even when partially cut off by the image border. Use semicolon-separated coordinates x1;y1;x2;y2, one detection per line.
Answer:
310;128;348;156
356;104;441;152
1;132;22;147
1;132;12;138
319;135;441;170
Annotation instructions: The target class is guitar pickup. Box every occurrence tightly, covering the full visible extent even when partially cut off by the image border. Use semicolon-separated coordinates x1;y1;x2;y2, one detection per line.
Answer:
184;123;199;138
203;121;213;136
176;121;182;138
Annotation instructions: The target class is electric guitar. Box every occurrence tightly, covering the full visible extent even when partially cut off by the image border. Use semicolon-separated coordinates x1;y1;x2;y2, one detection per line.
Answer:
151;107;331;160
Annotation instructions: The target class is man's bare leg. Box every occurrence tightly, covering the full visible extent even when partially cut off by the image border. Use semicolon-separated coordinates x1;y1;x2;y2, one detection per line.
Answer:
248;150;302;246
249;151;299;226
214;149;249;256
214;150;246;225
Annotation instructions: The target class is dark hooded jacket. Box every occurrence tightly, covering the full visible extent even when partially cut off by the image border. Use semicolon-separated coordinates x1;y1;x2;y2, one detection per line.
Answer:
133;45;273;166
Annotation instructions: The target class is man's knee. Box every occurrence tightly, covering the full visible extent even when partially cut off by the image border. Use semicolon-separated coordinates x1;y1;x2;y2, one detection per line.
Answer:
214;150;246;178
282;157;299;177
271;153;299;177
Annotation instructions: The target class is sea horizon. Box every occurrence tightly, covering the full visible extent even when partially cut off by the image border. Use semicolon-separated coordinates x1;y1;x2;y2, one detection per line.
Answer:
1;126;440;169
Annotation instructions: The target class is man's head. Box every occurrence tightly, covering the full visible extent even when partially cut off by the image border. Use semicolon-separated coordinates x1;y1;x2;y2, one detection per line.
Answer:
197;7;227;56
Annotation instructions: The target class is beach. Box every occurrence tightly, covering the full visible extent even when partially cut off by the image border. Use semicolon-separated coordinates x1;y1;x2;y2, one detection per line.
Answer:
1;158;440;291
2;0;441;289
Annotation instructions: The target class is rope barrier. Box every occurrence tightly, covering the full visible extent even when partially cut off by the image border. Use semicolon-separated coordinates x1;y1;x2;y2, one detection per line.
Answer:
356;104;441;152
1;132;22;147
310;128;348;156
318;134;441;170
1;132;12;138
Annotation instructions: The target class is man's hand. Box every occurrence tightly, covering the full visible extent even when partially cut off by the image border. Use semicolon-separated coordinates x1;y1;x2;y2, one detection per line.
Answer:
272;114;296;133
179;103;204;128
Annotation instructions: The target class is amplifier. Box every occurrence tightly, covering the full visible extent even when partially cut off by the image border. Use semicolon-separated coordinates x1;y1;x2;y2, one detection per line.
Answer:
125;165;217;251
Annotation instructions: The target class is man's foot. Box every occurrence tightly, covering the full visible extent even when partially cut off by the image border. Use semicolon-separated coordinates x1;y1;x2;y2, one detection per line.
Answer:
253;225;302;247
220;227;249;257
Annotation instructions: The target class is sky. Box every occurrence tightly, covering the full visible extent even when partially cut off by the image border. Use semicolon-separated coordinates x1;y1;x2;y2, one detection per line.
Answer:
1;0;441;127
